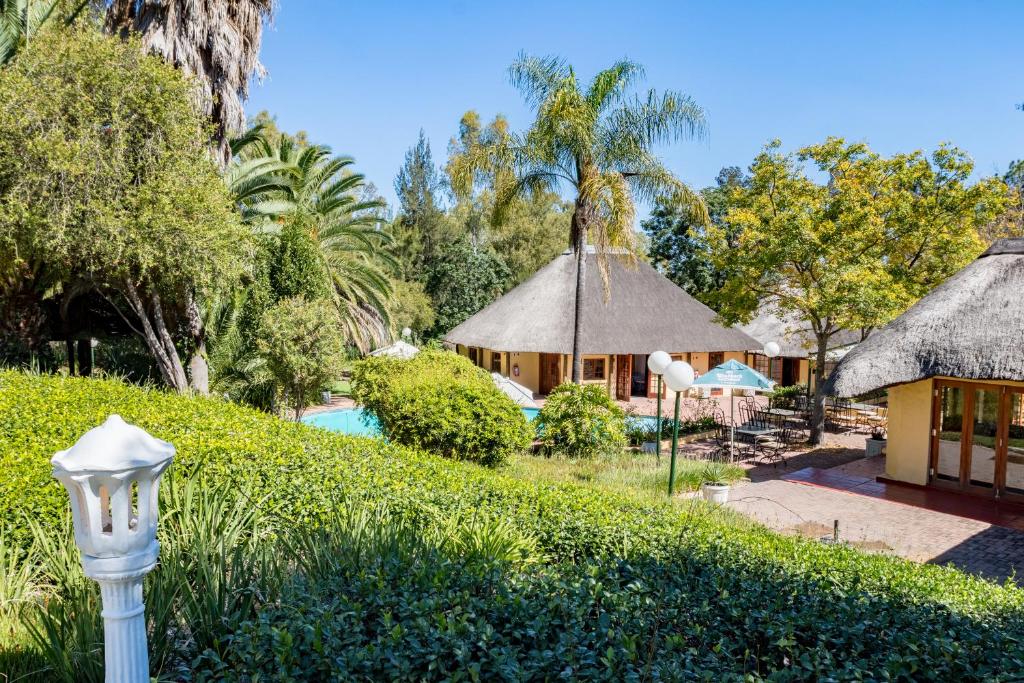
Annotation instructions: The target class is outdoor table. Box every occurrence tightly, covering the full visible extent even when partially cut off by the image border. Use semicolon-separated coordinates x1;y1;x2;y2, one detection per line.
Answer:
766;408;799;417
735;425;778;438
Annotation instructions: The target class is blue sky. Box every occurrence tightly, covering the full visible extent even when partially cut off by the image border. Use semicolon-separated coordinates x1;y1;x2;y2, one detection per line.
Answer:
246;1;1024;217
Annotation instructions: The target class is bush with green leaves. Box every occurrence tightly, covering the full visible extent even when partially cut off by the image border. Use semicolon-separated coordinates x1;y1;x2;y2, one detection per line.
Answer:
4;371;1024;680
258;296;345;420
535;383;627;458
351;350;531;466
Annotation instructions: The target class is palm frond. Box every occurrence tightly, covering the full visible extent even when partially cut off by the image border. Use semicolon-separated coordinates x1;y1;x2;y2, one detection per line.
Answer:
508;52;571;108
586;59;645;113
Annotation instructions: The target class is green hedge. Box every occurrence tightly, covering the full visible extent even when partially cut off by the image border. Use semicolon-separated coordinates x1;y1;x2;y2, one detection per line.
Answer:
3;371;1024;679
350;350;531;466
535;382;626;458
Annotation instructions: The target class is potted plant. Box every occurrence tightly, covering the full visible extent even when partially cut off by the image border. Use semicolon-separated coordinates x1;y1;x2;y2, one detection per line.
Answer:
700;462;732;504
865;425;887;458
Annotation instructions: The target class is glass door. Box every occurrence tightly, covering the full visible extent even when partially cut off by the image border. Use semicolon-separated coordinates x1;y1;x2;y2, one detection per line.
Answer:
966;387;1000;491
932;382;967;488
1002;390;1024;499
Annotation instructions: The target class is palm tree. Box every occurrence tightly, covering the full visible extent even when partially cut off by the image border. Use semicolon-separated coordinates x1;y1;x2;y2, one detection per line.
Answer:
450;55;708;383
104;0;274;166
233;131;397;352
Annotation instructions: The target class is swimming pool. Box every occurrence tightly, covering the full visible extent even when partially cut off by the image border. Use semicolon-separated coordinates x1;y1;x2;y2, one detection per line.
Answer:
302;405;657;436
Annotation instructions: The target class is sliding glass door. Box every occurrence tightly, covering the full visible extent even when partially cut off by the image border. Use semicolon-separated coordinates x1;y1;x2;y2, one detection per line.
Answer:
931;380;1024;500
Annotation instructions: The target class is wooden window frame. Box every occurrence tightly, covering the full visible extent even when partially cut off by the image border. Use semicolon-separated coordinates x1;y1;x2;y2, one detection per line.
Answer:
583;357;607;381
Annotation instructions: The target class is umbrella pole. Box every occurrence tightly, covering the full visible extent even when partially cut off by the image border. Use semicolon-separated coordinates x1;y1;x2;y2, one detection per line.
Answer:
730;394;735;462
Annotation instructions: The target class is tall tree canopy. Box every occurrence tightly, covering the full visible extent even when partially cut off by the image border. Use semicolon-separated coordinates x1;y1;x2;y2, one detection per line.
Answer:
643;166;747;305
709;138;1009;444
0;27;247;391
393;131;450;280
450;54;707;382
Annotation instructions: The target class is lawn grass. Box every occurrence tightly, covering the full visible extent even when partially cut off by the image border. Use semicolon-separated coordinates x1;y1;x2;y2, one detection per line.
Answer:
507;449;746;502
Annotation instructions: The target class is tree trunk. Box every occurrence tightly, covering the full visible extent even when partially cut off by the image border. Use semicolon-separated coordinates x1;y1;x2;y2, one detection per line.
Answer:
121;280;189;392
65;337;76;376
185;292;209;394
571;243;586;384
809;334;830;445
76;340;92;377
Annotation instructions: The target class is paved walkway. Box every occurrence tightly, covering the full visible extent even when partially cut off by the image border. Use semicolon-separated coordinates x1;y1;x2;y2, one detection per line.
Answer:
725;457;1024;583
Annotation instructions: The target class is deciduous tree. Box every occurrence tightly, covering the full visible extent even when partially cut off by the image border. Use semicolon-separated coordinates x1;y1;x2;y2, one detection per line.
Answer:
709;138;1008;444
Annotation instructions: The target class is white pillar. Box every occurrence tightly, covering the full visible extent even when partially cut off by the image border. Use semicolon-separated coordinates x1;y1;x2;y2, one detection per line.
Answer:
51;415;174;683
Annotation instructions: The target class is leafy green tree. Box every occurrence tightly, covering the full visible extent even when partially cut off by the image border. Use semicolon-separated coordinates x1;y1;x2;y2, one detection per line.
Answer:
426;239;510;336
643;167;746;304
388;279;436;340
258;296;345;420
982;160;1024;241
450;55;707;382
709;138;1009;444
394;130;453;280
535;382;627;458
446;110;571;284
0;0;88;65
0;27;247;392
270;219;332;301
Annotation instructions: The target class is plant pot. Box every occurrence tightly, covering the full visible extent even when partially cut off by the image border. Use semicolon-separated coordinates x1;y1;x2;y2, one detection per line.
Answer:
321;390;332;406
641;441;658;454
701;482;730;504
865;438;886;458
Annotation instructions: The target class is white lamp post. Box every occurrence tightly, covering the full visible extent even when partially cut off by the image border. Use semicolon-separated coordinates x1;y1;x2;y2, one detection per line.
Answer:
646;351;672;458
51;415;175;683
663;360;695;495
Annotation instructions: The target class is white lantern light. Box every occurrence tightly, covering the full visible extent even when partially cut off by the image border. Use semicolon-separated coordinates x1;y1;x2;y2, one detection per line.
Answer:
647;350;672;376
763;341;781;358
401;327;412;340
51;414;174;683
663;360;695;393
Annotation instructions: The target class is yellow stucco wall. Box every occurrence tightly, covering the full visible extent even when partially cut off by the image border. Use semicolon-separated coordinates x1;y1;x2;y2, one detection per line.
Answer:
506;352;539;393
798;359;810;385
886;379;934;485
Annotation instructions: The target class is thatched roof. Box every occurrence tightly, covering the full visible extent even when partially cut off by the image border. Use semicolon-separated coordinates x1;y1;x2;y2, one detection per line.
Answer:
444;249;760;355
740;306;861;358
825;238;1024;397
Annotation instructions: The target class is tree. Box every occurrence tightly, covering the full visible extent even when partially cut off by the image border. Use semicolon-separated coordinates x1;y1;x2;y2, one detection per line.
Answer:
450;54;707;383
388;279;436;340
258;296;345;421
982;160;1024;242
643;167;747;304
394;130;451;280
446;110;571;284
104;0;274;166
0;0;88;65
426;239;510;335
709;138;1009;444
0;27;247;392
236;131;396;351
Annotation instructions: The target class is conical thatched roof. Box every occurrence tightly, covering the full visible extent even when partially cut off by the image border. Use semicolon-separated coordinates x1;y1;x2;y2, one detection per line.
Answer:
444;248;760;355
825;238;1024;398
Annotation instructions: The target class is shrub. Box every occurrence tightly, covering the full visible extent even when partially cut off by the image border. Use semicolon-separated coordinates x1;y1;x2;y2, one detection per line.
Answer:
4;371;1024;680
536;383;626;458
769;384;807;406
351;350;531;466
258;297;345;420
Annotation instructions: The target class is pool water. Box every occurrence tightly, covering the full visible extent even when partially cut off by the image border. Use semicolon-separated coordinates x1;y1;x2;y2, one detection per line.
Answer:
302;406;658;437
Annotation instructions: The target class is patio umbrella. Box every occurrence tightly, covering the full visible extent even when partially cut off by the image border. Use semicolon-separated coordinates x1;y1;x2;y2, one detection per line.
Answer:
692;359;775;459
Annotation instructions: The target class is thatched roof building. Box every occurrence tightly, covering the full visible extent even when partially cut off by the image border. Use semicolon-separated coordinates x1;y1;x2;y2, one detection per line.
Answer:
825;238;1024;398
445;248;760;355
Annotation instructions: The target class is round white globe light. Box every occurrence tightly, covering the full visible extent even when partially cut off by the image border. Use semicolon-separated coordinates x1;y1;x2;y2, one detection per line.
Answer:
647;350;672;376
402;327;412;339
763;341;781;358
663;360;695;393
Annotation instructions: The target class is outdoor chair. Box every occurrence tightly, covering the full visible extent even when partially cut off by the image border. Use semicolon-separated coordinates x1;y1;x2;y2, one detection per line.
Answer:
751;426;792;467
708;424;734;462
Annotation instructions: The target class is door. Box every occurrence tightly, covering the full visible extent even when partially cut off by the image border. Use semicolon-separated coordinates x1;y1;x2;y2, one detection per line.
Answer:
539;353;561;395
616;355;632;401
630;354;648;396
930;381;1024;499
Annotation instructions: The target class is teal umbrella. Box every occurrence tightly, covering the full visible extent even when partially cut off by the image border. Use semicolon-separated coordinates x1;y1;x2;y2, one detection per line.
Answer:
693;359;775;460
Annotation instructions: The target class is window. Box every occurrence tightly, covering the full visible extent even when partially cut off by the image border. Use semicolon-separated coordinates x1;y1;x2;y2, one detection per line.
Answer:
583;358;606;381
491;352;502;373
468;348;479;366
709;352;724;369
752;353;770;376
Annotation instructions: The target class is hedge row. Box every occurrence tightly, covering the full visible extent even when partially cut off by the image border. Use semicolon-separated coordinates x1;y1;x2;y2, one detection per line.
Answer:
3;371;1024;678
